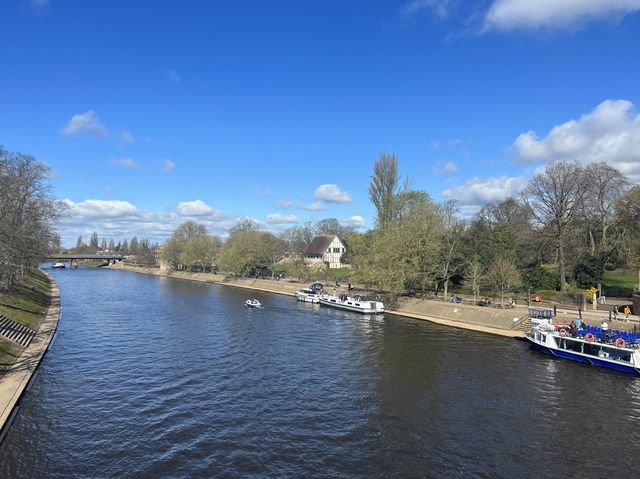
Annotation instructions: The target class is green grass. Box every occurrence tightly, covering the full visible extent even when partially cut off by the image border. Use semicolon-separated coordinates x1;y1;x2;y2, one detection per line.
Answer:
0;269;51;370
603;269;638;297
0;269;51;328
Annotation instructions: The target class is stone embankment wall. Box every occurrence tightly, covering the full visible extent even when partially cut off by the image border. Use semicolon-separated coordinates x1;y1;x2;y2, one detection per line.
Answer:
394;298;523;331
0;270;61;436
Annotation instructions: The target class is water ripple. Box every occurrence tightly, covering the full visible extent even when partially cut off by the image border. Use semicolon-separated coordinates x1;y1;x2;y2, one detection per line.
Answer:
0;268;638;478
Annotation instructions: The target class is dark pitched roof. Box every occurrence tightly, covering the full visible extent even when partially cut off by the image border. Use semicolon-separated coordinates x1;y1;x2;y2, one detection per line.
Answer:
305;235;337;255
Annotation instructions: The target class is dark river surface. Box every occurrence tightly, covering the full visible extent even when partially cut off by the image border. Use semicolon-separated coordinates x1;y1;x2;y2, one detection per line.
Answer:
1;268;639;478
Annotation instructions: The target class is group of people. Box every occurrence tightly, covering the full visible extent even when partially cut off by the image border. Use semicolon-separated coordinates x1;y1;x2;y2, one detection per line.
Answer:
612;305;632;321
566;319;585;336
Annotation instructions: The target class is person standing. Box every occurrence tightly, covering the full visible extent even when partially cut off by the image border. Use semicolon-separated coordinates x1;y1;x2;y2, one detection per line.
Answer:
624;306;631;321
613;305;619;321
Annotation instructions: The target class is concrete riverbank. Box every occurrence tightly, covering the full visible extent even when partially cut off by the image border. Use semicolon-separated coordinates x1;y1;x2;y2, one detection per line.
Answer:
107;263;526;338
0;271;61;438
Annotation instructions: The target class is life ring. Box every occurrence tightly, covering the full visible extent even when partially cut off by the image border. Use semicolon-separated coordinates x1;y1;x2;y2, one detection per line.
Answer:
534;295;542;302
585;333;595;342
559;329;567;337
615;338;626;348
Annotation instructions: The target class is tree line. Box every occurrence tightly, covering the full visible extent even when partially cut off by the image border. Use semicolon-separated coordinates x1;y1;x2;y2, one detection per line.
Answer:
70;232;157;258
159;155;640;305
349;154;640;305
160;217;356;281
0;147;62;290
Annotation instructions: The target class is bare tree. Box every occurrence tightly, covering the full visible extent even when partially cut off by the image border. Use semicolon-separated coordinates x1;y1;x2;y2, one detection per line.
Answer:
582;162;628;258
523;160;585;292
435;201;465;298
0;147;63;289
463;256;484;301
486;258;521;307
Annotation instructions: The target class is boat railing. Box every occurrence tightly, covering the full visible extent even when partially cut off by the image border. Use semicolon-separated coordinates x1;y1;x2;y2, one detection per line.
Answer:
553;324;640;348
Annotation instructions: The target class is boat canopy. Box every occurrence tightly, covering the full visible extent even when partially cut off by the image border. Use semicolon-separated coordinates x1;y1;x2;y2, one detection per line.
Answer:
529;307;553;320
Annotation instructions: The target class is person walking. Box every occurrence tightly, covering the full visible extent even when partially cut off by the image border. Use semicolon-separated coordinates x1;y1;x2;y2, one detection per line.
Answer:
624;306;631;321
613;305;618;321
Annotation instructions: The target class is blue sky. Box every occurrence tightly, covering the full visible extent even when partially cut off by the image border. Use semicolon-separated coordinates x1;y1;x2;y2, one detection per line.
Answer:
2;0;639;246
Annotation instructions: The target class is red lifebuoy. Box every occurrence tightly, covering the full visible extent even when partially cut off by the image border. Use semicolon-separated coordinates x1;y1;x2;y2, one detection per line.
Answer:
585;333;595;342
559;329;567;337
615;338;626;348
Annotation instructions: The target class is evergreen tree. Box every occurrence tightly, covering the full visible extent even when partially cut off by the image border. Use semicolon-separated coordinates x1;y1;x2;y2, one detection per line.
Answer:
90;231;99;250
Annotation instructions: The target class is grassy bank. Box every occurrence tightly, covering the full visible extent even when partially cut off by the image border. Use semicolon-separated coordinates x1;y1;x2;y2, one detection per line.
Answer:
0;269;51;370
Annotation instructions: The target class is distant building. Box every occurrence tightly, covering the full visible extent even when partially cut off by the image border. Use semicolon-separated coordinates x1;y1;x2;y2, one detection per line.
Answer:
305;235;346;269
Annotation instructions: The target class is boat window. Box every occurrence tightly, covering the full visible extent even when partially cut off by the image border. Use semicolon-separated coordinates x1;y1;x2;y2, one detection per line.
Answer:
563;338;582;353
583;343;632;362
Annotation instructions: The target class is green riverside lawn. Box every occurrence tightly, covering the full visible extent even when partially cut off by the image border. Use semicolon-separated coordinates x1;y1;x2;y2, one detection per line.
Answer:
0;269;51;371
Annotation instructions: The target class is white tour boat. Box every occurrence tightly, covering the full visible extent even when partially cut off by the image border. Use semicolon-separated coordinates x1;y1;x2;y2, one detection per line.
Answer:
524;308;640;375
52;262;66;269
319;294;384;314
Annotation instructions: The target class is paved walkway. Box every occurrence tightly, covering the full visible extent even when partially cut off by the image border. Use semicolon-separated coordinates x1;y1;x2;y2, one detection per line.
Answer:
0;271;61;438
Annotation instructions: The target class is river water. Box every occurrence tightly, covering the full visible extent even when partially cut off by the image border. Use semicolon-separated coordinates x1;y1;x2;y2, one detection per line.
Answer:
1;268;639;478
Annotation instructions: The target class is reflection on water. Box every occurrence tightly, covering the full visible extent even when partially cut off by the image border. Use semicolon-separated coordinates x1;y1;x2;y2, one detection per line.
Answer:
0;268;639;478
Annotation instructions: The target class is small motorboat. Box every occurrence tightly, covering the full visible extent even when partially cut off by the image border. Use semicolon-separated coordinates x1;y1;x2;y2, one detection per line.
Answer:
296;287;321;303
245;299;262;308
52;262;66;269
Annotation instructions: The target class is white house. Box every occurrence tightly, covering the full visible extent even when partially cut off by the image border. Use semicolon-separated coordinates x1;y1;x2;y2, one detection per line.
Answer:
305;235;346;269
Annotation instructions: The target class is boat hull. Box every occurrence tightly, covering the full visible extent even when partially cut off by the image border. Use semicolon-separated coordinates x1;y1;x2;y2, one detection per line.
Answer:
319;297;384;314
525;336;640;375
296;292;320;304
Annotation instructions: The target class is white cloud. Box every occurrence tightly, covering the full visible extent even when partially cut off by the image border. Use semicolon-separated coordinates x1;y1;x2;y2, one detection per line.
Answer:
444;161;459;173
484;0;640;32
314;184;352;204
253;185;273;197
109;158;142;169
400;0;453;19
432;160;459;176
266;213;300;224
512;99;640;181
277;198;293;209
60;110;109;138
56;198;236;247
62;199;138;219
120;130;135;144
441;175;529;216
340;215;367;229
166;69;181;84
163;159;176;172
176;199;215;216
299;202;326;211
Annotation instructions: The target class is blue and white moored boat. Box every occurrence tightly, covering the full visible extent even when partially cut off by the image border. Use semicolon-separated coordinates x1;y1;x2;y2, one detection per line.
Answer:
524;308;640;375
